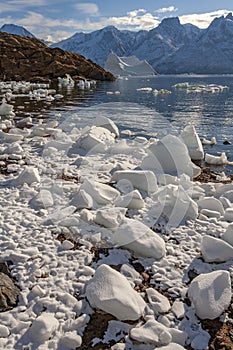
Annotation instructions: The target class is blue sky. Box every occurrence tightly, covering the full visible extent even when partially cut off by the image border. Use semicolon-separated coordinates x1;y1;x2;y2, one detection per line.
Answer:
0;0;232;42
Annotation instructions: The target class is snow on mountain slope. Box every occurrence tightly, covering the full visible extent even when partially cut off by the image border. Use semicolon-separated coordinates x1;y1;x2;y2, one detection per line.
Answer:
156;13;233;74
51;26;147;67
0;24;35;38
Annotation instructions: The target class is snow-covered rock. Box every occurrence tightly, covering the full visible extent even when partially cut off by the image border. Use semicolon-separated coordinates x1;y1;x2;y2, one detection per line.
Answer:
0;23;35;37
112;218;166;259
112;169;158;194
181;125;204;160
201;235;233;262
85;264;146;320
188;270;231;319
80;179;119;205
141;134;201;179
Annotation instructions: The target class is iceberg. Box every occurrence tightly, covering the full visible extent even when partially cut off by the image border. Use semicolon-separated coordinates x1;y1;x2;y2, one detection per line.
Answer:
104;52;156;77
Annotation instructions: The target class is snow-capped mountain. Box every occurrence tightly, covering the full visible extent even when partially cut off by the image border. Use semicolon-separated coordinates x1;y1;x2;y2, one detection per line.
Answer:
51;26;147;67
0;24;35;38
157;13;233;74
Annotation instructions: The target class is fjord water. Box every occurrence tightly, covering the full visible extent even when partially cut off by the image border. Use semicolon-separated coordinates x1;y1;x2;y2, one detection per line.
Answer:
49;75;233;164
13;74;233;165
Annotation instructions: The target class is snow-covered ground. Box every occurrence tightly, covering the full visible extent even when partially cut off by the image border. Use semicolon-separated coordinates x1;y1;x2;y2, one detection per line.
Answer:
0;81;232;350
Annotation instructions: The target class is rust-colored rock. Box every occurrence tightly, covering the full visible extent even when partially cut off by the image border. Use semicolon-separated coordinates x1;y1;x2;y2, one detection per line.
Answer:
0;32;115;82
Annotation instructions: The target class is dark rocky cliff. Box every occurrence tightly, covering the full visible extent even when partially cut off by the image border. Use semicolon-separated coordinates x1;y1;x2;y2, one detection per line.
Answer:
0;32;115;82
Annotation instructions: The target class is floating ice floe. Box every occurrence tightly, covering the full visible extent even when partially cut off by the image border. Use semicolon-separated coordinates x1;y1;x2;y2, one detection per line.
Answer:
136;87;153;93
58;74;74;87
202;136;217;145
188;270;231;319
181;125;204;160
205;152;227;165
173;82;229;93
85;264;146;320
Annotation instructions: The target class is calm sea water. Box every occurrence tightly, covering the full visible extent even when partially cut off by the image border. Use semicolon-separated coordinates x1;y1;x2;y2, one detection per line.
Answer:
11;75;233;167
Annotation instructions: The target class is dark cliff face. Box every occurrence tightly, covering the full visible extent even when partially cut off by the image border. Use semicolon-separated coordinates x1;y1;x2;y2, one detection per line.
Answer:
0;32;115;82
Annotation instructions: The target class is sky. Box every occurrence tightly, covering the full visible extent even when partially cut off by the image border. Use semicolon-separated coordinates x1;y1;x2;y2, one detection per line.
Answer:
0;0;232;42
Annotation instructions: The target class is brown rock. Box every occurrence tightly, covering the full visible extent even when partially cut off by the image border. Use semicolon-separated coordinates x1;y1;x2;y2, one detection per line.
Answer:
0;32;115;82
0;272;20;312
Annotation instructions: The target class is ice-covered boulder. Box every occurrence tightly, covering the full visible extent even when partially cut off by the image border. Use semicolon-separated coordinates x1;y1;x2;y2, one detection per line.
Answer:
205;152;227;165
130;319;172;346
70;189;93;209
76;126;115;152
201;235;233;262
85;264;146;320
197;197;225;216
181;125;204;160
80;179;119;205
188;270;231;319
114;189;145;209
154;184;198;227
112;218;166;259
141;134;201;178
28;313;59;343
12;166;40;186
94;115;119;137
94;207;126;228
222;223;233;246
112;169;158;194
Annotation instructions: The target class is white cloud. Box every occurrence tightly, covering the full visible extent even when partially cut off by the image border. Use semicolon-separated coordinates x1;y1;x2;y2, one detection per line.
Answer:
180;10;232;28
0;0;47;13
74;3;99;15
155;6;178;14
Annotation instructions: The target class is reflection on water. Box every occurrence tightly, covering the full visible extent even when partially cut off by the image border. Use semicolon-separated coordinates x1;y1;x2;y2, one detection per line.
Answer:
2;75;233;168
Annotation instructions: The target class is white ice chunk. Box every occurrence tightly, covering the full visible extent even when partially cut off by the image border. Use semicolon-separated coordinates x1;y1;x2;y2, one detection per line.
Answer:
146;288;171;314
114;189;145;209
181;125;204;160
70;189;93;209
169;328;188;346
171;301;185;319
12;166;40;186
29;189;54;209
112;218;166;259
197;197;225;215
0;325;10;338
224;208;233;221
201;235;233;262
141;134;201;179
28;313;59;343
156;344;185;350
130;319;172;346
94;207;126;228
60;332;82;349
94;115;119;137
86;264;146;320
80;179;119;205
77;126;115;152
205;152;227;165
222;223;233;246
188;270;231;319
112;169;158;194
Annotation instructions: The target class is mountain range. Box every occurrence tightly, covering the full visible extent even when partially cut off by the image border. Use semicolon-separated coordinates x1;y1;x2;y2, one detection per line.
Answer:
2;13;233;74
